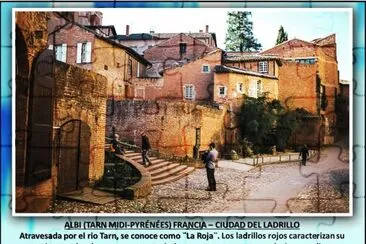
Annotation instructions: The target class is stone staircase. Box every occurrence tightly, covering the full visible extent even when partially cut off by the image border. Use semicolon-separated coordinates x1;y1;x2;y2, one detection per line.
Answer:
123;150;195;186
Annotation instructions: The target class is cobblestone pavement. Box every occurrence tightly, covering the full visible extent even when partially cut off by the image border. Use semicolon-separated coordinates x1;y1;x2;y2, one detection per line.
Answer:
51;146;349;214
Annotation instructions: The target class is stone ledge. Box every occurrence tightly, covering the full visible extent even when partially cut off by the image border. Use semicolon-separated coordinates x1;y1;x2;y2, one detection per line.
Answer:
115;154;152;198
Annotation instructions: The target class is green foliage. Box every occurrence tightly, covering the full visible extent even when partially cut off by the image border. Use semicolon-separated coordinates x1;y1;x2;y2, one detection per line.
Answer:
225;11;262;52
276;25;288;45
238;94;309;152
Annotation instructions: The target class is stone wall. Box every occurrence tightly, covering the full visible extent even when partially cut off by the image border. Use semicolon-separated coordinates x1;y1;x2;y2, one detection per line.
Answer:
106;100;226;157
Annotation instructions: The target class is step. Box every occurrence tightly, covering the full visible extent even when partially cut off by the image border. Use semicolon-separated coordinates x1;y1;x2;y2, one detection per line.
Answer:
151;165;188;182
132;157;160;164
149;163;181;177
152;167;195;186
124;152;141;158
147;161;172;171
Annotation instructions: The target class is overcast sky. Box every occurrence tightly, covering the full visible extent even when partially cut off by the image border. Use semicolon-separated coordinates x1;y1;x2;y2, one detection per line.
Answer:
102;8;352;81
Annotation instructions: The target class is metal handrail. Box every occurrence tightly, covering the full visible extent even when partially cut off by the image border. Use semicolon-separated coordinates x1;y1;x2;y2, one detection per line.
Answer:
105;137;200;165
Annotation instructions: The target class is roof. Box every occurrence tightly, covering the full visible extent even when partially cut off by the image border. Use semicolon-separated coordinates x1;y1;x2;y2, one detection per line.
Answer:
163;49;222;71
311;33;336;45
114;32;217;47
225;51;259;57
85;25;117;37
259;38;317;55
214;65;278;79
114;33;155;41
51;13;151;66
225;53;281;62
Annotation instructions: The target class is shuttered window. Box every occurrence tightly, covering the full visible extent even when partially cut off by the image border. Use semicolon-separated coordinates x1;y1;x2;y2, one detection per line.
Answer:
55;43;67;62
184;84;195;100
76;42;92;63
248;80;262;98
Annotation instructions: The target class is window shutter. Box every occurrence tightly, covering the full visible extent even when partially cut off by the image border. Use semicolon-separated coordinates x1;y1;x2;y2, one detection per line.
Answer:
61;43;67;62
85;42;92;63
76;43;82;63
249;81;257;97
192;86;196;99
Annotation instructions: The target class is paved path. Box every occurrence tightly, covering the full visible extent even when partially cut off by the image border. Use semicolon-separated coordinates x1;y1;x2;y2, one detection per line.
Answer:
222;146;349;213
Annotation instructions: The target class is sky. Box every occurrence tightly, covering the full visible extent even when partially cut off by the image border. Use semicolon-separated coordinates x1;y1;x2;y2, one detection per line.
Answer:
102;8;352;81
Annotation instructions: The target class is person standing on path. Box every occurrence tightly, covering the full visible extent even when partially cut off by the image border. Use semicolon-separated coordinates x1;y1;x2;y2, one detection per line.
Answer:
204;142;218;191
141;132;152;167
299;144;310;166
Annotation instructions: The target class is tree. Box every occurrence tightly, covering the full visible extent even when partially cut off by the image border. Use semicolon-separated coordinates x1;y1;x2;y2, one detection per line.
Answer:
225;11;262;52
276;25;288;45
238;94;308;153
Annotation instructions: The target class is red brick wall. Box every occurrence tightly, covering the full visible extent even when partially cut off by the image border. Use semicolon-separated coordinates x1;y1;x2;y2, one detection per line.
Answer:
48;18;95;70
278;62;318;114
106;100;226;157
144;33;216;63
316;45;339;130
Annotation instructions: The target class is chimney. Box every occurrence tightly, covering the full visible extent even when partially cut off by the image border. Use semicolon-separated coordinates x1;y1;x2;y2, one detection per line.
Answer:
205;25;209;33
126;25;130;35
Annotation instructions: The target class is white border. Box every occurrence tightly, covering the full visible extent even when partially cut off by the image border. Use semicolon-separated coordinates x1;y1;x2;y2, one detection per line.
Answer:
12;8;353;217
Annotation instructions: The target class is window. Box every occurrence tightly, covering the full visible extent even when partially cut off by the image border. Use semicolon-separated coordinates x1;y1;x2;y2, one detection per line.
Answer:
179;43;187;54
295;58;316;64
237;83;244;93
202;65;210;73
258;61;268;73
218;86;227;97
55;44;67;62
135;87;145;99
116;62;121;68
104;65;108;70
257;80;262;97
184;85;195;100
76;42;92;63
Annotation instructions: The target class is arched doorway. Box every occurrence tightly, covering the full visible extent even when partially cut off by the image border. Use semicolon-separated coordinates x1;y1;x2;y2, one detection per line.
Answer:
57;119;91;194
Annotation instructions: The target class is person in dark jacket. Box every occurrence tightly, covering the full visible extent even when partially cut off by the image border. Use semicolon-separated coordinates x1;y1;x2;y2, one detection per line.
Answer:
141;132;152;167
299;144;310;166
204;142;218;191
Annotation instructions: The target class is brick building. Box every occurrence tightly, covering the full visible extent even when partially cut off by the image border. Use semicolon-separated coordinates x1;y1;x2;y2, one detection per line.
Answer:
113;25;217;55
213;65;279;108
221;34;340;146
260;34;339;144
48;12;151;99
15;12;108;213
125;49;222;102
